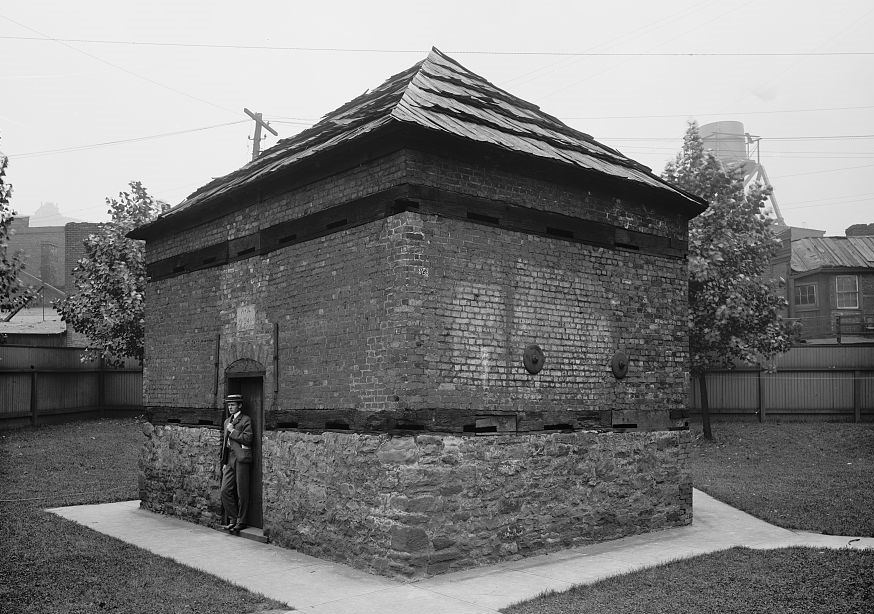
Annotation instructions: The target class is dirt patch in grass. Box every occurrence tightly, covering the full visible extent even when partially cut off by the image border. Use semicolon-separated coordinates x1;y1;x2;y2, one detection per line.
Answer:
503;547;873;614
691;421;874;536
0;418;288;614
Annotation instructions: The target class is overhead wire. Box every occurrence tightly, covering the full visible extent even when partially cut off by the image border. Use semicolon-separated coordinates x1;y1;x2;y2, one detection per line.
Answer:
0;13;239;117
770;163;874;179
2;35;872;56
501;0;722;89
781;197;873;210
10;121;248;159
561;104;874;120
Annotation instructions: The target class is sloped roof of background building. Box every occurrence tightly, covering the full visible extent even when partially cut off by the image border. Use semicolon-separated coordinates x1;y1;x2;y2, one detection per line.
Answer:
791;236;874;273
154;47;703;224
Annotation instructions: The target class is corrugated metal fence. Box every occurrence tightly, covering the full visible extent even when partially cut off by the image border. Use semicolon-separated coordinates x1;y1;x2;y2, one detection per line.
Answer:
688;344;874;421
0;346;143;428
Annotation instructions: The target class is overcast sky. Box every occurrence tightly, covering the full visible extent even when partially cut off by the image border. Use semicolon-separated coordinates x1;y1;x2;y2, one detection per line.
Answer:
2;0;872;235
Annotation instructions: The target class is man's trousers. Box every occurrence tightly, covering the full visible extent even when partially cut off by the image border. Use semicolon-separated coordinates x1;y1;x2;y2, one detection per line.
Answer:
220;460;250;524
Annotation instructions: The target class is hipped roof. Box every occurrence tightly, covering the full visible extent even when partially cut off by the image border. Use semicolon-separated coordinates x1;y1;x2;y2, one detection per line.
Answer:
132;48;704;239
791;235;874;273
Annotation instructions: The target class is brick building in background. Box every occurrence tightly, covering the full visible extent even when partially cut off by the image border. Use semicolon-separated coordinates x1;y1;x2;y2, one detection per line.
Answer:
133;48;706;577
3;218;102;346
7;218;65;289
773;225;874;341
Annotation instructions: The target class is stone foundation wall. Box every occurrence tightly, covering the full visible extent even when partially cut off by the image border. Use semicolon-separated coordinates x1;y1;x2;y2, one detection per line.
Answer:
139;423;692;578
139;423;224;525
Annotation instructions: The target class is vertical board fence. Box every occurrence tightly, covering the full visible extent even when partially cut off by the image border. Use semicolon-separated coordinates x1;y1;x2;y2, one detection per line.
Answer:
0;345;143;428
688;344;874;422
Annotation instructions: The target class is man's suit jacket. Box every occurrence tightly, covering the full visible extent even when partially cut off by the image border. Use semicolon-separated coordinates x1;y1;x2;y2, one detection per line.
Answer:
220;413;254;465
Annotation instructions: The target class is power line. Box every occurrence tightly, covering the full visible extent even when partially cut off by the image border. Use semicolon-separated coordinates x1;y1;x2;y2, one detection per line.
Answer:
601;134;874;142
771;163;874;179
10;121;247;158
2;35;873;56
0;14;238;117
781;192;874;207
781;196;874;210
561;105;874;120
9;121;874;161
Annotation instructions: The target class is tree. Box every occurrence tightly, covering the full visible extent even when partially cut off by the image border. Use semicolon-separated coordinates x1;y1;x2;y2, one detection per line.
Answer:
662;122;797;440
0;142;35;313
57;181;168;366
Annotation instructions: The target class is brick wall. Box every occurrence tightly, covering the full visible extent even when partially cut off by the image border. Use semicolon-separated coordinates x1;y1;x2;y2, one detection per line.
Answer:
6;218;65;287
145;150;408;264
142;149;689;414
406;150;688;241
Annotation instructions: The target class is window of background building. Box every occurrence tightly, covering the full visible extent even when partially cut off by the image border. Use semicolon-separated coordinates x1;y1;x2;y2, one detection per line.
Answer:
836;275;859;309
794;283;817;307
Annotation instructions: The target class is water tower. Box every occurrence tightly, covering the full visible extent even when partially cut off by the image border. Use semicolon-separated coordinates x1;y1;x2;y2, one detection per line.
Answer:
700;121;784;226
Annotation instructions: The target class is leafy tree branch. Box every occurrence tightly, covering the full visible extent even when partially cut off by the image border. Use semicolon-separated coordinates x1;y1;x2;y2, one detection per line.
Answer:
56;181;168;366
662;122;797;439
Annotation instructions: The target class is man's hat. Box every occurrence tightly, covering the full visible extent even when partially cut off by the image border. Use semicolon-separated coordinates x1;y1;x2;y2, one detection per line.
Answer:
224;394;243;404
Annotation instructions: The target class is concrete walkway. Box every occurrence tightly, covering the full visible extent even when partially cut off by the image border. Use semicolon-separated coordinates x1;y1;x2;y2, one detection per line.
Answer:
48;490;873;613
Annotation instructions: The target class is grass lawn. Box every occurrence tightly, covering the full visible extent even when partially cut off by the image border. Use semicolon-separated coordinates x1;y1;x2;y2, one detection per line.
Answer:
505;420;874;613
692;421;874;536
0;418;288;614
504;546;873;614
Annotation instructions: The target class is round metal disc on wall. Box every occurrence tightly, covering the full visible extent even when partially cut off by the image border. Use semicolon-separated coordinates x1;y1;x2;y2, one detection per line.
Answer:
523;344;545;374
611;351;629;379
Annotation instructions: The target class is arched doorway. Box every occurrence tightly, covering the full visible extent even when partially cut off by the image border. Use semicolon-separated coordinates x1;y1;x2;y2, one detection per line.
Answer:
225;358;265;529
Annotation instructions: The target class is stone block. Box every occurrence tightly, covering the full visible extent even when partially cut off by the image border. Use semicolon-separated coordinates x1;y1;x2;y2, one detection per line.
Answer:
390;526;430;553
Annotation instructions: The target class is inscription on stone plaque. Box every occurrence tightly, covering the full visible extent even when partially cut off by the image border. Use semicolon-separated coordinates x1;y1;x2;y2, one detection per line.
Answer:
236;304;256;331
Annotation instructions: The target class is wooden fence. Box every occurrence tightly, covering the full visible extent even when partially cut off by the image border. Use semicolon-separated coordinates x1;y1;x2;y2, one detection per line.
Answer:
2;343;871;427
0;345;143;429
688;344;874;422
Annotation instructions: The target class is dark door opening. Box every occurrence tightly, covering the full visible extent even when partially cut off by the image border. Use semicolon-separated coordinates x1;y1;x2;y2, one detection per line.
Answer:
226;376;263;529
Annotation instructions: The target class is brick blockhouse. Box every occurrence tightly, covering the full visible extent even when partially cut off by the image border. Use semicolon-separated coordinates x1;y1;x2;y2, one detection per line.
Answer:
132;49;706;577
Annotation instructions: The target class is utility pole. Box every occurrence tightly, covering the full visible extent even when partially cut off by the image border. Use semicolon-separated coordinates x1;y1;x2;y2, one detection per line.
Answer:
244;108;278;161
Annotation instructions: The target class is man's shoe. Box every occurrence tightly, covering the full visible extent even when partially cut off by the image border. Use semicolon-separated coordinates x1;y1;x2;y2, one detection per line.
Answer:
221;522;235;532
231;523;246;535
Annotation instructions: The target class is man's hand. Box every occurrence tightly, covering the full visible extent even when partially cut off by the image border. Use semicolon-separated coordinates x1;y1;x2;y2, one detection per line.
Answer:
225;422;234;433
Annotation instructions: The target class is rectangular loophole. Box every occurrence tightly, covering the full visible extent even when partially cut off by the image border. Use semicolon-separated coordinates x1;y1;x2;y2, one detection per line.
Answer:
197;419;214;425
279;234;297;244
395;423;425;431
324;420;350;430
393;198;420;213
613;423;638;429
543;423;573;431
236;247;256;257
276;421;299;428
546;227;574;239
467;211;500;225
615;242;639;251
476;415;517;433
326;218;348;230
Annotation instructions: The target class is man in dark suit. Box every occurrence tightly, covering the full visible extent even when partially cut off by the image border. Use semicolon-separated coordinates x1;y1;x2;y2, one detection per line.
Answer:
220;393;253;534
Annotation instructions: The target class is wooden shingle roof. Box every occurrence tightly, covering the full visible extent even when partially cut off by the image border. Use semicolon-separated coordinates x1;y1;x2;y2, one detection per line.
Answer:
140;47;704;233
